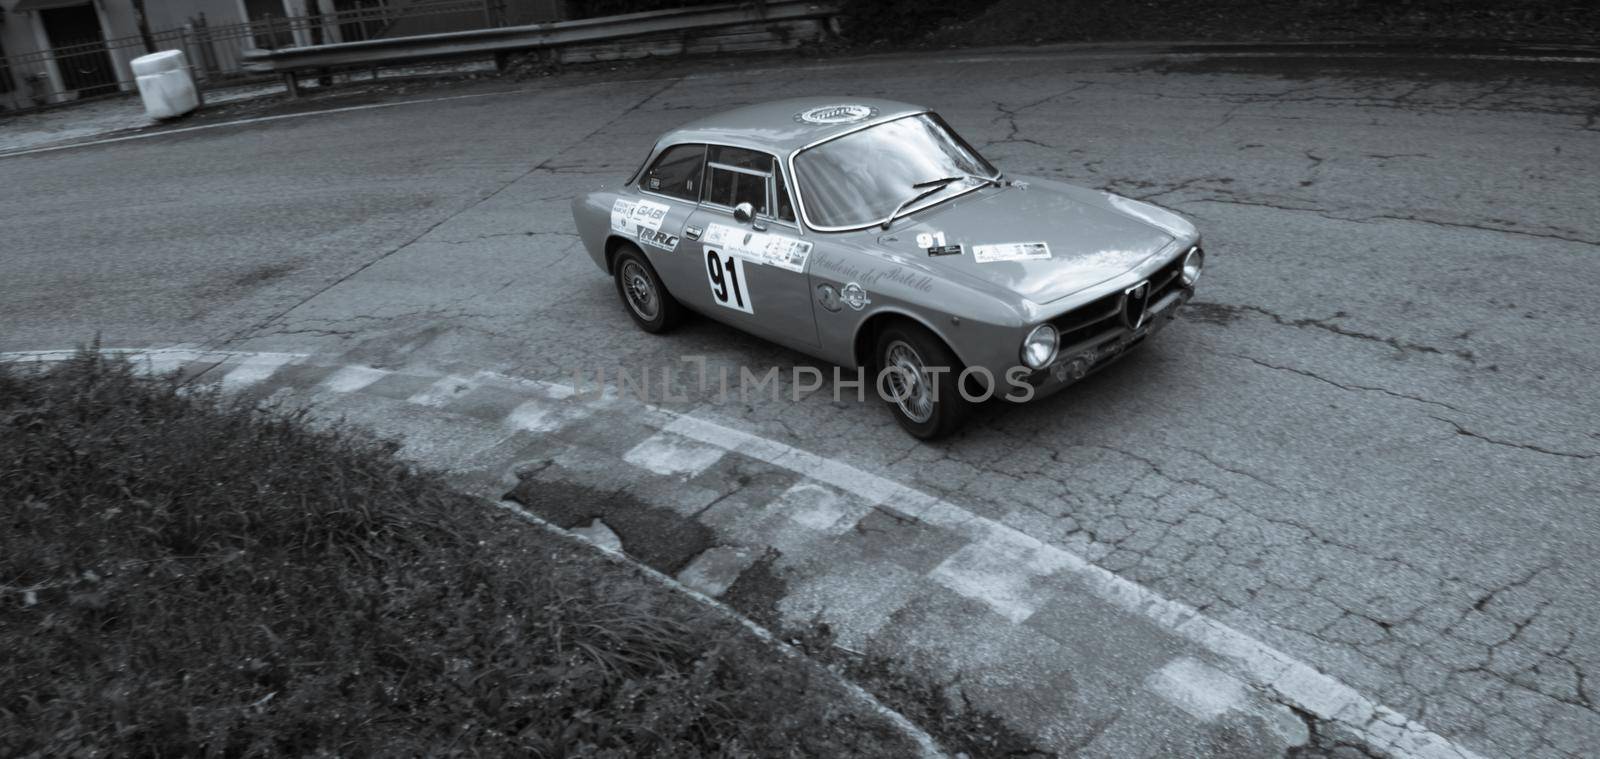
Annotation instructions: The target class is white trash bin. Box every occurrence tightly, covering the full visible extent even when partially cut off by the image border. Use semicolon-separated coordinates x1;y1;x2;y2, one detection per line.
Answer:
131;50;199;120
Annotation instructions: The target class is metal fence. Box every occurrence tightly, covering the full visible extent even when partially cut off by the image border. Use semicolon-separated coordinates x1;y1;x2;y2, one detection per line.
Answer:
0;0;501;112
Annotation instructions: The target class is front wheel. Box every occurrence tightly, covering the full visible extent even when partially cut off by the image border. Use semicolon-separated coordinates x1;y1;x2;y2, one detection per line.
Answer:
875;322;970;439
613;245;683;333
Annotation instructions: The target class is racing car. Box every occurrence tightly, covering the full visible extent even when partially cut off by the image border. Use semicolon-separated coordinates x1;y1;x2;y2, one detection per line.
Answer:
572;97;1203;438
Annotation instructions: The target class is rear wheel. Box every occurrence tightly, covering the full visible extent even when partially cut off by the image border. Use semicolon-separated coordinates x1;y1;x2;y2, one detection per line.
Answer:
613;244;682;333
875;322;970;439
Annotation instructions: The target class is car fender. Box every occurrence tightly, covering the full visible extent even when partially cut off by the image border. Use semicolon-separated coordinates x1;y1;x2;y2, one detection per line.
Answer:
572;190;619;274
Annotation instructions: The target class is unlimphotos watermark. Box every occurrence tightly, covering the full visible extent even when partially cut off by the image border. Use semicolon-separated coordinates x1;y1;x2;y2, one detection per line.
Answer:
566;355;1038;404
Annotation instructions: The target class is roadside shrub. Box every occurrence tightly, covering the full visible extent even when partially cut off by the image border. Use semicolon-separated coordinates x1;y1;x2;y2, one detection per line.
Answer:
569;0;725;19
932;0;1600;46
0;351;912;757
838;0;996;44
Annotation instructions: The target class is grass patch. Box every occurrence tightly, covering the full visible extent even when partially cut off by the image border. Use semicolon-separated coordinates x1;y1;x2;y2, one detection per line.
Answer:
0;351;917;757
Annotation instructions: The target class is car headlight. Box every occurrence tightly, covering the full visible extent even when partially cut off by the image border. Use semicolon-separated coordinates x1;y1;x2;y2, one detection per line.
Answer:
1181;246;1204;287
1021;324;1058;369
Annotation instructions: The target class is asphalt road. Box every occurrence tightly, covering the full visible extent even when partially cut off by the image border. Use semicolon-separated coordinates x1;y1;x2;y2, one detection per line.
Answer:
3;42;1598;758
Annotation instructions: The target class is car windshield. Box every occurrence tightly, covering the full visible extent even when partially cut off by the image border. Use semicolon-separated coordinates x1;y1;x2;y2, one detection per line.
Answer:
792;113;998;230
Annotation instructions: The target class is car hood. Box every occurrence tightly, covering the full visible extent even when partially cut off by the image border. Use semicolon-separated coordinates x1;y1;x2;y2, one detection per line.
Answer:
881;182;1177;305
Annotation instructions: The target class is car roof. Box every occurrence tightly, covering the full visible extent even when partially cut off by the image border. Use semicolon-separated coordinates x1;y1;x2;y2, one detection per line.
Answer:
661;97;928;156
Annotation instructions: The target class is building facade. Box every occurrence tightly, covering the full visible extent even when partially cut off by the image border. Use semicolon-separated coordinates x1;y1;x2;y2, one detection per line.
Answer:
1;1;559;110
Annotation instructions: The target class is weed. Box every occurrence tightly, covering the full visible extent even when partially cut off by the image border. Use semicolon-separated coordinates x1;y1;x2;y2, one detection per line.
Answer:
0;350;915;757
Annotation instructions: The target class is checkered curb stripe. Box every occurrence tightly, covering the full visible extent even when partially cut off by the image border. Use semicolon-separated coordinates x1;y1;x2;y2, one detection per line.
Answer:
1;348;1488;759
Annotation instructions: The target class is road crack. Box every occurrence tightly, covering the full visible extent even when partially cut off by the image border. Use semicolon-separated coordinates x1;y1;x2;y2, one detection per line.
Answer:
1228;352;1464;412
1429;417;1597;460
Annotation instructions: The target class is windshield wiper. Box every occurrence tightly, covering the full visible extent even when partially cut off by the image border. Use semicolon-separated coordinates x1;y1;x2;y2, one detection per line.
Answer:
882;174;1004;230
881;184;947;230
911;173;1003;190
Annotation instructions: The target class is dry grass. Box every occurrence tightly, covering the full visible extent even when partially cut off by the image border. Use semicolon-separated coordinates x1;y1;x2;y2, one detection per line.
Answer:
0;350;915;757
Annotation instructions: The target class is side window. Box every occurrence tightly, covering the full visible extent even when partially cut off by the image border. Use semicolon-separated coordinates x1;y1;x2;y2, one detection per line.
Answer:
705;145;774;218
642;144;706;201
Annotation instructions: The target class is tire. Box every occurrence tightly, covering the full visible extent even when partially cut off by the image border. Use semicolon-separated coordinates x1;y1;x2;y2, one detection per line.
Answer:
875;321;970;439
612;244;683;334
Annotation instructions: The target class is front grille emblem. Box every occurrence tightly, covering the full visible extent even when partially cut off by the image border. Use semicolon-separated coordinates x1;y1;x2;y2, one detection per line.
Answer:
1123;280;1151;330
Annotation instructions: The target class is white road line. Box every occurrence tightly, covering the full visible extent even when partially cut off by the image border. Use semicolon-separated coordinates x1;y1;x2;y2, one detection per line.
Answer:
622;430;727;477
318;365;390;394
655;411;1487;759
407;374;479;407
219;353;300;391
1148;657;1250;721
928;524;1073;624
504;398;559;433
769;482;872;534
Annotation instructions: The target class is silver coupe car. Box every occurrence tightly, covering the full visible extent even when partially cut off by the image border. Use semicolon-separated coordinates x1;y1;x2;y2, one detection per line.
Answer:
572;97;1204;438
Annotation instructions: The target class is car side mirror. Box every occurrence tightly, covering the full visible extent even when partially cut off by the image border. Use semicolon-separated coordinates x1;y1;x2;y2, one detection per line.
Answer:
733;202;755;223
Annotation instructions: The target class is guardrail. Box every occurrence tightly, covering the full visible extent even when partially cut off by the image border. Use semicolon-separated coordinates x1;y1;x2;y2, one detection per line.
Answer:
243;1;841;97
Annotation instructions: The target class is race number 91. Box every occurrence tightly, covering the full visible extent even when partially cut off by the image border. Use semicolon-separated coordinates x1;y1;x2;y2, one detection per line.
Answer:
705;248;753;314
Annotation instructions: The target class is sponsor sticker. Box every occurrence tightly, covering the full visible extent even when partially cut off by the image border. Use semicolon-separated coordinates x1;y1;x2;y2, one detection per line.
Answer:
916;231;962;256
703;223;812;273
610;198;672;236
795;104;877;125
972;241;1051;263
610;199;634;232
840;282;871;311
637;228;679;252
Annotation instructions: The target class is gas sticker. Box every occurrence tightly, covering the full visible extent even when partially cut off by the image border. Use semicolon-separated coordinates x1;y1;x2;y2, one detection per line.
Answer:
703;223;812;273
972;241;1051;263
704;248;754;314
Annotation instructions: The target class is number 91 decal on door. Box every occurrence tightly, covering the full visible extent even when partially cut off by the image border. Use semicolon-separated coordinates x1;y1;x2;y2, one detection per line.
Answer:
705;248;753;313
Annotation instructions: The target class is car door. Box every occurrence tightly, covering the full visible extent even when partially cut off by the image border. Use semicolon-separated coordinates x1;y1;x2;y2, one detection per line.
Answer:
621;143;707;300
679;145;820;349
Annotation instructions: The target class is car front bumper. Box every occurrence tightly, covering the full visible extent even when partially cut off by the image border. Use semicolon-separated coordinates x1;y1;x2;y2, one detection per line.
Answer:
1017;286;1192;401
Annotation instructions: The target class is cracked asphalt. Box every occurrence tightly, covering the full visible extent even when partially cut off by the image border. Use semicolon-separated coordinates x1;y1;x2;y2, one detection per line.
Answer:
3;42;1597;757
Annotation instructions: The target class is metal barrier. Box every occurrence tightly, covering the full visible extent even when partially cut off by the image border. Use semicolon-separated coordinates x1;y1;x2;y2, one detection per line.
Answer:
0;0;502;112
243;0;841;97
